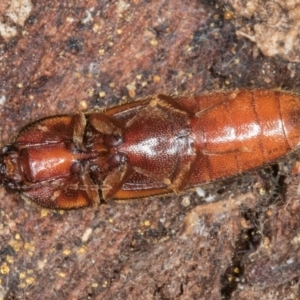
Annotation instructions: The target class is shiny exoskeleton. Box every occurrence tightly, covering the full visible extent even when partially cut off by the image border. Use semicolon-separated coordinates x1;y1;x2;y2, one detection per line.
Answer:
1;89;300;209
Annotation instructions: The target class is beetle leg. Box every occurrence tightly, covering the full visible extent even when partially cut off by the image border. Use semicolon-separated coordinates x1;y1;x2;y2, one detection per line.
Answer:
79;164;100;205
128;166;173;186
156;94;194;116
125;94;190;130
101;162;134;200
168;152;196;193
88;113;124;136
52;163;101;208
72;113;86;149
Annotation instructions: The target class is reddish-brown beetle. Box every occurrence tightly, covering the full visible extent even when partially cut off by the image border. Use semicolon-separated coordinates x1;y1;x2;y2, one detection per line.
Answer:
1;89;300;209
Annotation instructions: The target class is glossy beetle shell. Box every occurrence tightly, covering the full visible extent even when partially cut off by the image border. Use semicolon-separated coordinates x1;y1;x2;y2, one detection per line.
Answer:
1;89;300;209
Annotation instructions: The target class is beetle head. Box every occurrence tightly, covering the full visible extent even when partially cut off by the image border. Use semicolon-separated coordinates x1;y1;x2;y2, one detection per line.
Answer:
0;145;24;191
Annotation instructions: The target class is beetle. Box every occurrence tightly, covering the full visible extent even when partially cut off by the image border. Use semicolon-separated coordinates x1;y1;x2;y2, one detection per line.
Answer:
0;89;300;209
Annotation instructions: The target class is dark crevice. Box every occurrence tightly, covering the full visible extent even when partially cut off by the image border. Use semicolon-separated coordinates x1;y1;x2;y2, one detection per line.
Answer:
220;227;262;299
256;163;287;206
220;159;292;299
153;284;169;300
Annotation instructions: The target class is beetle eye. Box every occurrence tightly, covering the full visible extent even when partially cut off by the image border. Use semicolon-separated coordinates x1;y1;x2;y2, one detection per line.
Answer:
1;144;18;155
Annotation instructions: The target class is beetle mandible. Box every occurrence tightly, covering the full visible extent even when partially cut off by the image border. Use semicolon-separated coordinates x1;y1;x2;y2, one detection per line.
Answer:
0;89;299;209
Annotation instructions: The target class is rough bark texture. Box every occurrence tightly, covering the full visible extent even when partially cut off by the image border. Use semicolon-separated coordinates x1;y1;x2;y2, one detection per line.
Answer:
1;0;300;299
